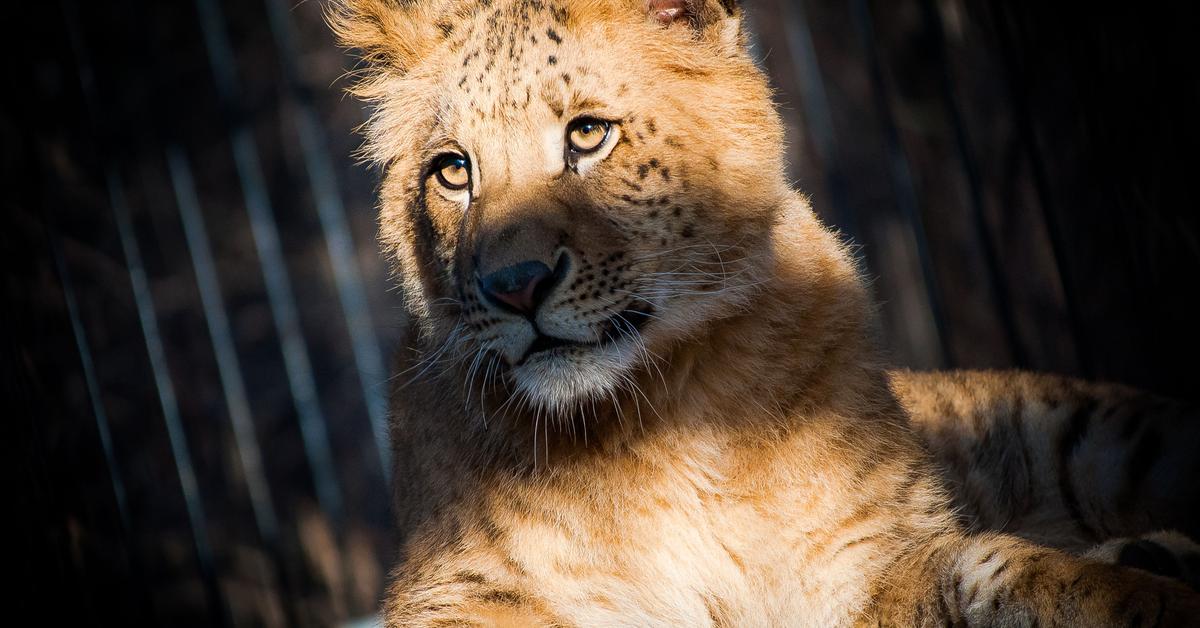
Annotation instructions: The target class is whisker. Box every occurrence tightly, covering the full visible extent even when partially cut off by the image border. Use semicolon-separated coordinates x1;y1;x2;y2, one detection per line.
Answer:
462;346;487;415
393;321;470;388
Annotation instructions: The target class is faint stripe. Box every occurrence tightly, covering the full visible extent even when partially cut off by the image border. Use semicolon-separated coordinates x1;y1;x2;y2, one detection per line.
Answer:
194;0;345;519
264;0;392;480
777;0;861;243
48;224;131;532
108;168;222;611
917;0;1026;366
167;146;281;542
850;0;950;365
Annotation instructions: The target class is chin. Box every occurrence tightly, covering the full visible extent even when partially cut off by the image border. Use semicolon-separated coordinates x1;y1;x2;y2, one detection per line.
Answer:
509;339;643;416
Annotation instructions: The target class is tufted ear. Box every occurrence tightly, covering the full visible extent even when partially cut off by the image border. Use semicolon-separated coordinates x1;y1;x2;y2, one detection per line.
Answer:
327;0;449;74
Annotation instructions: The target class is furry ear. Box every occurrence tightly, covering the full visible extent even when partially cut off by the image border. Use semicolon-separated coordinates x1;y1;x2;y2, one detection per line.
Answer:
327;0;444;74
645;0;738;27
644;0;742;46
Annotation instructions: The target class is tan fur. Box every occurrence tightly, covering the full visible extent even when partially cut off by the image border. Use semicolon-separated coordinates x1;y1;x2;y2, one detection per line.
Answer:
893;369;1200;552
330;0;1200;625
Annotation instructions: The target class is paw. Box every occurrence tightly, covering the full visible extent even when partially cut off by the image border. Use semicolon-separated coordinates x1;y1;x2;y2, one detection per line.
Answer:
1086;530;1200;591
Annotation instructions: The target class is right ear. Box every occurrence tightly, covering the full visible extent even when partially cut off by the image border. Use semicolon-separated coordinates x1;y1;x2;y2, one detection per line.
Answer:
643;0;744;51
327;0;448;74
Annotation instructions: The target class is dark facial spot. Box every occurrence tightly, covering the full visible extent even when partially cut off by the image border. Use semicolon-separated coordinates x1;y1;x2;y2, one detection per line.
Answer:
681;224;695;238
456;571;489;585
561;73;571;85
546;27;562;44
647;119;657;135
637;164;650;179
478;589;526;606
547;55;558;65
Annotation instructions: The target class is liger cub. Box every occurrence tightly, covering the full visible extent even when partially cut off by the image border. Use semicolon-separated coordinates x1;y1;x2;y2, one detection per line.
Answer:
330;0;1200;625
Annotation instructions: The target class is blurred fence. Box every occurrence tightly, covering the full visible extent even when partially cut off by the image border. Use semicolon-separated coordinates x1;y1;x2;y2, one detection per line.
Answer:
8;1;1200;626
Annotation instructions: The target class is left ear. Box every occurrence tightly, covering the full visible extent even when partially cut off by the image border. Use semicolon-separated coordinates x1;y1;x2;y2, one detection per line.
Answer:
645;0;743;48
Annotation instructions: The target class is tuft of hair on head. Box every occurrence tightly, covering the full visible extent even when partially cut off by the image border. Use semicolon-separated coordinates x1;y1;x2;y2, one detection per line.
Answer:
326;0;448;75
325;0;457;159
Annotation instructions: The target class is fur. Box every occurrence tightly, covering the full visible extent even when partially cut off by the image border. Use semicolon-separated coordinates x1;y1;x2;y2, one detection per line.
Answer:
329;0;1200;624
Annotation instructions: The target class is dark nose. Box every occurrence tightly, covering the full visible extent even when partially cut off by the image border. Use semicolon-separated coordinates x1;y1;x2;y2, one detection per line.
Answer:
479;260;553;315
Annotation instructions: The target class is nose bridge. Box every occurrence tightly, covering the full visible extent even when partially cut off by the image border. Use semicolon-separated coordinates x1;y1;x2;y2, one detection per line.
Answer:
476;126;548;201
473;161;568;278
475;195;565;277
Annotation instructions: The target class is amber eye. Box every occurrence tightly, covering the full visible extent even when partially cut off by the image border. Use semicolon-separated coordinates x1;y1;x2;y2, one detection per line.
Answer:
433;153;470;191
567;118;610;153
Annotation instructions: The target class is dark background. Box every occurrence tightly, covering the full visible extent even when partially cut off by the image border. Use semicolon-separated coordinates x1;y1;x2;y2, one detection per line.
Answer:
7;1;1199;625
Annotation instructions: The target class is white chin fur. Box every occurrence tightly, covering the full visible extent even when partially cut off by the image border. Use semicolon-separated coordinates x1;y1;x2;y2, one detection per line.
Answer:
509;338;640;415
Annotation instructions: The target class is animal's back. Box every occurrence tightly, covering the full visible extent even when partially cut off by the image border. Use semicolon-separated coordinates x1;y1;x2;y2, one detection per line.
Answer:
892;369;1200;548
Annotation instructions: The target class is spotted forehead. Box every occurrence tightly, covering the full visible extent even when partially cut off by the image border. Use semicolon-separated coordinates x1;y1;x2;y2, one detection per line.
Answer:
441;0;570;58
436;0;606;122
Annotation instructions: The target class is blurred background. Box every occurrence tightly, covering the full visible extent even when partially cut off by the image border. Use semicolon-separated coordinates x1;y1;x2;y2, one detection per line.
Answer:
7;1;1199;626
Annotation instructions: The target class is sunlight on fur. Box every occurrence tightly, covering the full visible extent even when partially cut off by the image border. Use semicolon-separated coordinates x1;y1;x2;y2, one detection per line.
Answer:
329;0;1200;625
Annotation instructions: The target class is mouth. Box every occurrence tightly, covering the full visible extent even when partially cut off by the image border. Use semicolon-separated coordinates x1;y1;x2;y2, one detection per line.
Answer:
517;306;655;364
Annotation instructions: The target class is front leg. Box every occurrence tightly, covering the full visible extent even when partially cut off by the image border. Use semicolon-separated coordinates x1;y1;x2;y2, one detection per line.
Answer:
864;532;1200;627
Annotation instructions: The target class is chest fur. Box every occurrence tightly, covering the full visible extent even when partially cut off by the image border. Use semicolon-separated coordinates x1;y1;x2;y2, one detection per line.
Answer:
481;427;907;626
